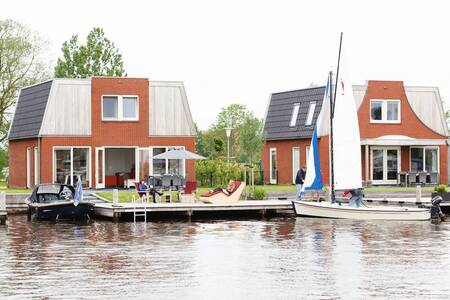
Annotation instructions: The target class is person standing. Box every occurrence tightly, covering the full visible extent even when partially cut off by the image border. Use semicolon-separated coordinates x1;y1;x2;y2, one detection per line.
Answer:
295;166;307;200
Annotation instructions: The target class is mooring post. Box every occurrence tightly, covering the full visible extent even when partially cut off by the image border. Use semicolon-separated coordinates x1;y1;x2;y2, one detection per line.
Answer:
0;191;7;225
112;189;119;204
416;185;422;203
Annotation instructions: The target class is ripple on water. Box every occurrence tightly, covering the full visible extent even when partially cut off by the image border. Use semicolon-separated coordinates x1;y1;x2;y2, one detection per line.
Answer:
1;216;450;299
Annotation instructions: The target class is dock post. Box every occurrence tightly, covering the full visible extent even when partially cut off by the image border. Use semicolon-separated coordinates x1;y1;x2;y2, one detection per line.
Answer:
113;189;119;204
0;191;7;225
416;185;422;203
186;209;193;219
113;212;120;223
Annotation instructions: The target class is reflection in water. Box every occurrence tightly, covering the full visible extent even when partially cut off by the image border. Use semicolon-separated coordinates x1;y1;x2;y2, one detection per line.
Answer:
1;216;450;299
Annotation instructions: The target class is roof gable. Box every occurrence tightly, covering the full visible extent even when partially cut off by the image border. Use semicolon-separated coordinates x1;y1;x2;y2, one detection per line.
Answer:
263;86;325;140
8;80;52;140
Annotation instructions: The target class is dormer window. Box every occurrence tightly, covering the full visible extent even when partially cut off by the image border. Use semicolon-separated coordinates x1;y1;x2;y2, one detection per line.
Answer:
305;101;316;126
370;99;400;123
102;95;138;121
289;103;300;127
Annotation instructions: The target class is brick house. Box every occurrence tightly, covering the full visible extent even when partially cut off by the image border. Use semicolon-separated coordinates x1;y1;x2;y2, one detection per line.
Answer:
8;77;197;189
262;80;448;186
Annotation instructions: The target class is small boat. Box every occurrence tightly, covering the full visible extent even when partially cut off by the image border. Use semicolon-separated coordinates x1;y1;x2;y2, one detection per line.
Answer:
292;201;430;221
293;33;430;221
27;183;94;221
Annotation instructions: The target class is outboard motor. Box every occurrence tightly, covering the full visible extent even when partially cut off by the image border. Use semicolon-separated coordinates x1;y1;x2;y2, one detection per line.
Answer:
430;195;445;224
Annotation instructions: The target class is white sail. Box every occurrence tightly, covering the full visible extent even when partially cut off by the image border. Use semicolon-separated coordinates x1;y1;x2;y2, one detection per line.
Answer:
332;55;362;190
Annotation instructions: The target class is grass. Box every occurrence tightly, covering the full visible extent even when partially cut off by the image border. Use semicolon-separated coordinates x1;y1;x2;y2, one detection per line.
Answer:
0;180;32;194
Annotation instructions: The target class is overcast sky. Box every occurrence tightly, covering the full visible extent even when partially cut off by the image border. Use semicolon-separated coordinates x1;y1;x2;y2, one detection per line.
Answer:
2;0;449;130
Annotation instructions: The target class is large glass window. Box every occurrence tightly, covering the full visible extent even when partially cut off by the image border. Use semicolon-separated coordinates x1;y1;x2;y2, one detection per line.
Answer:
370;100;400;123
55;149;71;184
73;148;89;185
152;148;166;176
54;148;90;187
102;95;138;121
411;147;438;172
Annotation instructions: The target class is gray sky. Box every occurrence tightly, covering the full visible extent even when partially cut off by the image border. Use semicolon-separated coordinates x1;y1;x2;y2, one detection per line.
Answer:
2;0;449;130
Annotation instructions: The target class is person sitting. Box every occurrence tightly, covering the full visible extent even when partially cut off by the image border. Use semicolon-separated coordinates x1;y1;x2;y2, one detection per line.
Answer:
209;180;237;196
137;180;149;201
342;188;365;207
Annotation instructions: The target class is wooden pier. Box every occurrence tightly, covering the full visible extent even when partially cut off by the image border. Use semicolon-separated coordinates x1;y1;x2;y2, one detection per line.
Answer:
94;200;293;221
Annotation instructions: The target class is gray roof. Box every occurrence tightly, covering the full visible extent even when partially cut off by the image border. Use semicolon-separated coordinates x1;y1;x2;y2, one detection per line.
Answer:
8;80;52;140
263;86;325;140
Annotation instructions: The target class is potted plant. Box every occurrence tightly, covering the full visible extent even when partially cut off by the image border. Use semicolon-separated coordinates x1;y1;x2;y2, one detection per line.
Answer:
431;185;450;201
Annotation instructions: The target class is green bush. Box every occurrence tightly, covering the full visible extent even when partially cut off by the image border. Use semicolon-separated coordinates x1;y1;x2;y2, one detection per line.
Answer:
196;159;245;187
251;188;267;200
434;185;447;193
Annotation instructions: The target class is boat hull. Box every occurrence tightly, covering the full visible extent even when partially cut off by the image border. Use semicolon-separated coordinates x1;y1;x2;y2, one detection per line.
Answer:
28;201;95;220
292;200;430;221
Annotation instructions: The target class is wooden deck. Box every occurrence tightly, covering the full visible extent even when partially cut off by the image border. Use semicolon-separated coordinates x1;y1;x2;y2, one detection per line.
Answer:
94;200;293;221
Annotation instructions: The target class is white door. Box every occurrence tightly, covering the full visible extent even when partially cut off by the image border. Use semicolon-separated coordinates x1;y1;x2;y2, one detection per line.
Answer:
371;147;400;184
26;147;31;188
34;147;39;185
292;147;300;184
269;148;277;184
96;147;105;188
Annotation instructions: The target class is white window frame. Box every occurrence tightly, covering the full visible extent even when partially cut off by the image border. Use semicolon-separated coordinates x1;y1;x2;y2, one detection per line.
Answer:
370;146;401;184
34;147;39;185
409;146;440;173
52;146;92;187
26;147;31;188
289;103;300;127
305;101;317;126
370;99;401;124
269;148;277;184
101;95;139;121
292;147;300;184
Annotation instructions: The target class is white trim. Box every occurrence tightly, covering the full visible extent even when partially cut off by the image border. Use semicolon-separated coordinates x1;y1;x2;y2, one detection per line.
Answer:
269;147;277;184
26;147;31;188
370;99;401;124
409;146;440;173
101;95;139;121
34;147;39;185
361;138;446;146
370;146;401;184
292;147;300;184
95;147;105;189
52;146;92;187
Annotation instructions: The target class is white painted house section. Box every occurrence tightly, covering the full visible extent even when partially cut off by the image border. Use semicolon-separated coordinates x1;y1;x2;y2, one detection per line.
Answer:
149;81;196;136
40;79;92;136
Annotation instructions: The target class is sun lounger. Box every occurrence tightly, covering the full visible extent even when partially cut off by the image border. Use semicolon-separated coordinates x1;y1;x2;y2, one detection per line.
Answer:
200;180;245;204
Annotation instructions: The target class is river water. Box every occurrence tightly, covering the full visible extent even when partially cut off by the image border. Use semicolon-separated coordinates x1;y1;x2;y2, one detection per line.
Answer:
1;215;450;299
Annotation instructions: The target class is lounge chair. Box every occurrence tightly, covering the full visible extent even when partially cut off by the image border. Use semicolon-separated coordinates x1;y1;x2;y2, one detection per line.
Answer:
200;180;246;204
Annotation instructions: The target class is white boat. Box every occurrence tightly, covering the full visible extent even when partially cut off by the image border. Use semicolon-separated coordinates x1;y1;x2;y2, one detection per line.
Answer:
294;33;430;221
292;201;430;221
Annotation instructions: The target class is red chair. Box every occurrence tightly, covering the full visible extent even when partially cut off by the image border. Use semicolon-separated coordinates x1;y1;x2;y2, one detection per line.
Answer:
180;181;197;203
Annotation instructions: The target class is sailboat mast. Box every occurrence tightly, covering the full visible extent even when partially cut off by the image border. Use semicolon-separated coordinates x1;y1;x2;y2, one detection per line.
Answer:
330;32;343;203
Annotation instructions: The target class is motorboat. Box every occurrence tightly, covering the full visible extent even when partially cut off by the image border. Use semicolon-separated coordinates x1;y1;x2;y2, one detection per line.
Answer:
26;184;94;220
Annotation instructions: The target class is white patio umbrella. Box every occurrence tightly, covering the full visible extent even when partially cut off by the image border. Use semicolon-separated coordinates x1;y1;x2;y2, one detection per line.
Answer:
152;149;206;160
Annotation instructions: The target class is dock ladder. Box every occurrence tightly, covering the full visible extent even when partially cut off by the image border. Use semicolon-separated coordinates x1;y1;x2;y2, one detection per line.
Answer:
132;194;147;223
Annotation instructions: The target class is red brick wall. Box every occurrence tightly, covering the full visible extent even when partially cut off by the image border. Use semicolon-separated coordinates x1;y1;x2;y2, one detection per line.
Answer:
8;138;38;188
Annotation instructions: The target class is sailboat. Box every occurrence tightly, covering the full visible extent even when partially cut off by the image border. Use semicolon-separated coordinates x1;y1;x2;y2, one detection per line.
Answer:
292;33;430;221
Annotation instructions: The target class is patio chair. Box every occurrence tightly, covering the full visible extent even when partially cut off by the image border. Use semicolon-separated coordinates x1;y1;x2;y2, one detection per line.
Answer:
408;172;418;185
162;175;172;190
429;172;439;185
134;182;148;202
200;180;246;204
180;181;197;203
172;175;182;190
418;172;428;184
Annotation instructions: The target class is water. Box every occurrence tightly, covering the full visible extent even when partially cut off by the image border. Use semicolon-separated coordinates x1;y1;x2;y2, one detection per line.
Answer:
1;216;450;299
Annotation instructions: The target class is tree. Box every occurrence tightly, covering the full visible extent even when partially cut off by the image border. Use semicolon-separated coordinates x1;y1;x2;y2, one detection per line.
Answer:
54;27;126;78
0;19;50;142
239;116;263;164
